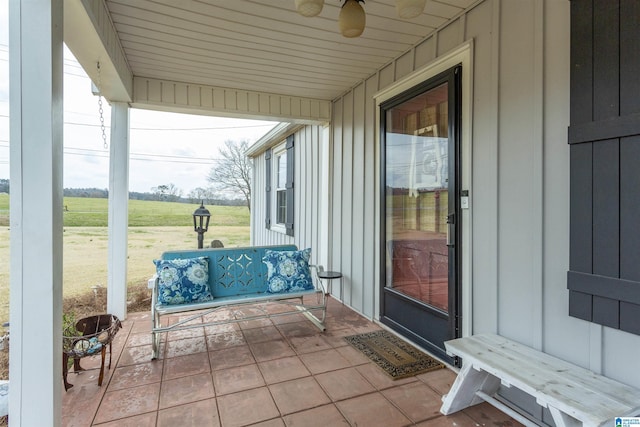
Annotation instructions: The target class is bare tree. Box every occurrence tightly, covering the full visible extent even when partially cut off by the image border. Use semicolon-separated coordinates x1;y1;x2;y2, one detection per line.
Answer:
151;183;183;202
188;186;217;204
207;140;252;211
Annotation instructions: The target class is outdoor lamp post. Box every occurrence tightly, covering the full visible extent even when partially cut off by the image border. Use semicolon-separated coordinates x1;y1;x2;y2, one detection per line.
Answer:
193;201;211;249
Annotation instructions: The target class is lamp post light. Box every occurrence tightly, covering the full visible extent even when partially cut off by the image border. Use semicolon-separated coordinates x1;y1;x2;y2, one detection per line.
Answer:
192;201;211;249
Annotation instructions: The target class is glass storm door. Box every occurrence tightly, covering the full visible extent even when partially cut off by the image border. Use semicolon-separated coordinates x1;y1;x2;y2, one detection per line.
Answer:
380;66;461;364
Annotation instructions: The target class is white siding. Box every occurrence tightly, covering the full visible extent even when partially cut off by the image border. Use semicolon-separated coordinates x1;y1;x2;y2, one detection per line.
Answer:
132;77;332;123
250;126;328;271
327;0;640;389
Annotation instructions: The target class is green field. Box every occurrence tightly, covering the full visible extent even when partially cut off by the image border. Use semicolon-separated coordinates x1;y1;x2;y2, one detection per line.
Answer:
0;194;251;324
0;193;249;227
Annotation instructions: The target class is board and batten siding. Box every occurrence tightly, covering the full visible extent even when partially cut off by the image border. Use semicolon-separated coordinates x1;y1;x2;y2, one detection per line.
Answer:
250;125;328;271
328;0;640;391
133;77;332;124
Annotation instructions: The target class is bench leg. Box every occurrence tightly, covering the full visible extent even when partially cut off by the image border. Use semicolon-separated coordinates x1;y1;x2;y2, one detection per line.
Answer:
440;362;501;415
151;303;161;360
151;330;161;360
296;305;326;332
293;292;326;331
548;405;582;427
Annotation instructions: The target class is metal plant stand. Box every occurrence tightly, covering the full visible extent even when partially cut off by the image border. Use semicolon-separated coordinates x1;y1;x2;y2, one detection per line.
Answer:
62;314;121;391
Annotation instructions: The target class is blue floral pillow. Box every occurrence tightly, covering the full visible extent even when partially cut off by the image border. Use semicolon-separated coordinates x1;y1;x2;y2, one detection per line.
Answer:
263;248;314;293
153;257;213;305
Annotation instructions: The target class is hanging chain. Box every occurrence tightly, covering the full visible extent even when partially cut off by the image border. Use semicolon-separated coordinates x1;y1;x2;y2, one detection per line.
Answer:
97;62;108;150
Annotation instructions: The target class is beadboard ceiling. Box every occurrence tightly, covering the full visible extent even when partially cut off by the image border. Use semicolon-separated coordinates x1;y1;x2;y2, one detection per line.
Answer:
102;0;476;101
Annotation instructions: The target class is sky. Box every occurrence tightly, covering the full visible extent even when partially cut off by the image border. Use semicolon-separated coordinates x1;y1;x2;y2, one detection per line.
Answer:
0;2;278;196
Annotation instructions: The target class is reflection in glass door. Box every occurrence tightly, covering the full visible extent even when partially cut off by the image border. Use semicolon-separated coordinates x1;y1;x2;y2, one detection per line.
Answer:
385;82;449;310
380;66;461;363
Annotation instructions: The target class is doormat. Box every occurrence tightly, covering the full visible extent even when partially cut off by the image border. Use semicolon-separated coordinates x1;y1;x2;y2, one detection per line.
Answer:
344;330;444;379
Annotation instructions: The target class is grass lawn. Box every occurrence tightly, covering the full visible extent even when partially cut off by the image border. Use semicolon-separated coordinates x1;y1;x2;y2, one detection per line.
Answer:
0;195;251;386
0;225;250;325
0;194;251;326
0;194;249;227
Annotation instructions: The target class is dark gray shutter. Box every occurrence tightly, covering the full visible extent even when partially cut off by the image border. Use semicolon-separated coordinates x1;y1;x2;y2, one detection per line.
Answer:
285;135;295;237
265;148;272;229
568;0;640;335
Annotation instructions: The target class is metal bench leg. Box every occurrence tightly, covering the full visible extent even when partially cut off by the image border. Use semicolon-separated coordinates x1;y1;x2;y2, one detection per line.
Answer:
297;306;326;331
151;303;161;360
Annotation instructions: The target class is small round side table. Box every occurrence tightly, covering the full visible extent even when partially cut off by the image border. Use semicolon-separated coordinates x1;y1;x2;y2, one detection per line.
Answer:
317;270;343;301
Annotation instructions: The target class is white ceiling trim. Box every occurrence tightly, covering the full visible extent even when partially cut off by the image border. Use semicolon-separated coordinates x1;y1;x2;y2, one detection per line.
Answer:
245;122;305;157
132;76;331;123
64;0;133;102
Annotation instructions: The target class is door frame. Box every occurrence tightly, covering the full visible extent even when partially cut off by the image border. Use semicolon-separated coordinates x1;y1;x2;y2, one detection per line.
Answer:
373;40;474;348
379;66;460;362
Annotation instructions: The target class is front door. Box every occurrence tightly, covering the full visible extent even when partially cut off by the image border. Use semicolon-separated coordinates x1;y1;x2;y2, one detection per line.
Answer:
380;66;461;364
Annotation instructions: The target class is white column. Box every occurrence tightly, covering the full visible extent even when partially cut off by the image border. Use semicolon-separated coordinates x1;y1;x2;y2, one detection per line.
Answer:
8;1;64;426
319;125;331;272
107;102;130;320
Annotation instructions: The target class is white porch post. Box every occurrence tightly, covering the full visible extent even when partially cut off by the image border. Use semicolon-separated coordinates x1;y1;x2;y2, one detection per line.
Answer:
107;102;130;320
319;125;331;272
8;0;64;426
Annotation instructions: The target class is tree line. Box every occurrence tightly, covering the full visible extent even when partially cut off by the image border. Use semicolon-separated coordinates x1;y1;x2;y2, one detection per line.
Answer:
0;139;253;209
67;186;247;206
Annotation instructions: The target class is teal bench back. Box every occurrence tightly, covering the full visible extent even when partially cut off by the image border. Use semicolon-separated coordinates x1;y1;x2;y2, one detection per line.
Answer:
160;245;298;298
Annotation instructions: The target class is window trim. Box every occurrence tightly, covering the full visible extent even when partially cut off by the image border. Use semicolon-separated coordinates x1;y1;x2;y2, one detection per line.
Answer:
271;141;288;234
264;135;295;236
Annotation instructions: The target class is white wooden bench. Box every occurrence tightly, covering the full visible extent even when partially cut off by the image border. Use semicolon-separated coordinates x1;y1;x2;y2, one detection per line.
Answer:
440;334;640;427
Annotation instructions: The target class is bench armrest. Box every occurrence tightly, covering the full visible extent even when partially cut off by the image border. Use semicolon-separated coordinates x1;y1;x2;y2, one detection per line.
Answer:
148;274;158;290
309;264;326;293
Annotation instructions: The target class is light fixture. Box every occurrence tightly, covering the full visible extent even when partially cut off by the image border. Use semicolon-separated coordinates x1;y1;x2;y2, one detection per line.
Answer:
396;0;426;19
192;201;211;249
339;0;366;38
295;0;324;17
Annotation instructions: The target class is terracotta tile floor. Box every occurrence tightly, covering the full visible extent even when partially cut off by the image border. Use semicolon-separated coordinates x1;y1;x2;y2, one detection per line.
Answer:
61;297;522;427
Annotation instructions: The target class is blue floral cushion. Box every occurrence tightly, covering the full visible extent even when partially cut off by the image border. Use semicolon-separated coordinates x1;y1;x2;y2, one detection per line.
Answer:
153;257;213;305
263;248;314;293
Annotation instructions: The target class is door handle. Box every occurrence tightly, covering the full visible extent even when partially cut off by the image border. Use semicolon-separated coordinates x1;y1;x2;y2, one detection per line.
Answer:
446;213;455;247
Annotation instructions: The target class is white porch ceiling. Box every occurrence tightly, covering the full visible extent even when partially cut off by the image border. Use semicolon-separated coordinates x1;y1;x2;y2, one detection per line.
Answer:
101;0;476;102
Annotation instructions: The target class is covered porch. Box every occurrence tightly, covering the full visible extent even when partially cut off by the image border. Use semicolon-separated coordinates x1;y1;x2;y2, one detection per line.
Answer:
60;297;517;426
9;0;640;425
9;1;482;424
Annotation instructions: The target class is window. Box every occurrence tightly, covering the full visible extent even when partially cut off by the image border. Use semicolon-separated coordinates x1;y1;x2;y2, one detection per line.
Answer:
265;135;294;236
275;145;287;226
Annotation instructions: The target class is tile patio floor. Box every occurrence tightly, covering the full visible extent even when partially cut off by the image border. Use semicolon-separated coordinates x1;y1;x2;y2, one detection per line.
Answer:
61;296;522;427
